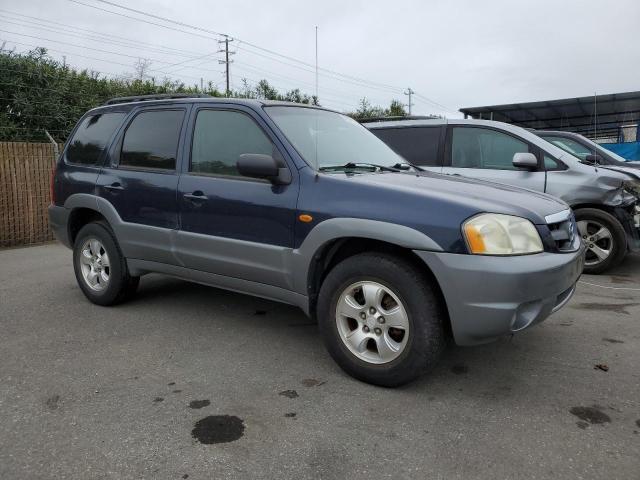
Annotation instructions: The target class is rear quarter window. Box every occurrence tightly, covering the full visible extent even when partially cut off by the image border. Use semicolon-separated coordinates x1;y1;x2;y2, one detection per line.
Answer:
66;112;126;166
371;126;441;166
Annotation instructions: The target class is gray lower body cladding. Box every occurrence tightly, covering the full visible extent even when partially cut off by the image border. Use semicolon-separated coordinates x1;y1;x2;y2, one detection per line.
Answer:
49;205;72;248
415;248;585;346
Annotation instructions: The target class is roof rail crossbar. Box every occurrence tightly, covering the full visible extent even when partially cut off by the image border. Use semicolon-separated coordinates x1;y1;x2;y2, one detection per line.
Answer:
103;93;211;105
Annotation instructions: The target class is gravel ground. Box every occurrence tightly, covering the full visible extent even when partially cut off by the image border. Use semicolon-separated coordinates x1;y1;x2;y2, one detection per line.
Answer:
1;243;639;480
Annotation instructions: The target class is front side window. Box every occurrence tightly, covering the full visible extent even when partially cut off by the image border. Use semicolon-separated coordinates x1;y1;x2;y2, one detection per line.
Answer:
371;127;441;166
265;106;401;170
191;110;275;177
544;136;593;161
451;127;530;170
120;110;185;170
67;112;125;165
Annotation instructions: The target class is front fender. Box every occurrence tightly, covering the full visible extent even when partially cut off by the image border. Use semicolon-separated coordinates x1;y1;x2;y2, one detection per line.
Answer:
289;217;443;295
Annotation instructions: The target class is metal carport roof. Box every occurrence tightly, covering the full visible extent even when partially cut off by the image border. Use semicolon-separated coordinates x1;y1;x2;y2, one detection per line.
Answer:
459;91;640;139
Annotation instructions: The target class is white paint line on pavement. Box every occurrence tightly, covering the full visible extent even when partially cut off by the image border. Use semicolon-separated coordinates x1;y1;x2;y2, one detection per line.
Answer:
578;280;640;291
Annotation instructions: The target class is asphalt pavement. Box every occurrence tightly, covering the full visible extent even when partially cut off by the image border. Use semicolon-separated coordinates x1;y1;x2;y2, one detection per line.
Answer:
1;243;639;479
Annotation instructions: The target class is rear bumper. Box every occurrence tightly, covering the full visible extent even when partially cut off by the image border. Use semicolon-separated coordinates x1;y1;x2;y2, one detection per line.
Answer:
414;247;585;346
48;204;72;248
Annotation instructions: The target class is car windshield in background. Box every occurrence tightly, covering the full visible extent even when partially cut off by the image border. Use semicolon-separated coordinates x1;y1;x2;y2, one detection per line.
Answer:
545;135;628;165
265;106;402;171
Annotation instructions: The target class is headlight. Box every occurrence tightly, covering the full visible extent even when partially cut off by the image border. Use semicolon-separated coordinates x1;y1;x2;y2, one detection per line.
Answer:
463;213;543;255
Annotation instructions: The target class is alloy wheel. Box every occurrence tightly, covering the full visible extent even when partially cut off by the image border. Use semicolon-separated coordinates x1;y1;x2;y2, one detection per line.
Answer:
335;281;409;364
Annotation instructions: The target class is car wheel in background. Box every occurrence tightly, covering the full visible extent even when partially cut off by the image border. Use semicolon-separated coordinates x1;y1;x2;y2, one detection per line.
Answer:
575;208;627;274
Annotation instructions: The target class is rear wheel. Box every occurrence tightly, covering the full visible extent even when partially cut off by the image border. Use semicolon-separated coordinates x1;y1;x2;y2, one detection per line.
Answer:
73;222;139;305
575;208;626;274
317;252;445;387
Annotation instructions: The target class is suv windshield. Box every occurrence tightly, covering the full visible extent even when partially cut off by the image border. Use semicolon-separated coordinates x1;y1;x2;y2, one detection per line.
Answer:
265;106;402;170
543;134;627;166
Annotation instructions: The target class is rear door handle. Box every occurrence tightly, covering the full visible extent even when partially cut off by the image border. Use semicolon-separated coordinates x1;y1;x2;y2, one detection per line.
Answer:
104;182;124;191
183;191;207;202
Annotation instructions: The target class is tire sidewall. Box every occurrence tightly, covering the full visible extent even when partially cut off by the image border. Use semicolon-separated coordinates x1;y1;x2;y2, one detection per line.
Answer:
317;253;444;387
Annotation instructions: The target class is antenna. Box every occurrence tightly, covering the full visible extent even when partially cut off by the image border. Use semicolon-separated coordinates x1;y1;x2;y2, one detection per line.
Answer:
315;26;319;105
593;91;597;141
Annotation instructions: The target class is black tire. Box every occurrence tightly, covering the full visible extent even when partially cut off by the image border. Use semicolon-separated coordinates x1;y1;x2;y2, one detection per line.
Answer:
574;208;627;275
317;252;445;387
73;221;139;306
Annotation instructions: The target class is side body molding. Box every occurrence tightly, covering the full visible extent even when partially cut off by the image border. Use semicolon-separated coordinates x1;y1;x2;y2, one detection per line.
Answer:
290;218;444;295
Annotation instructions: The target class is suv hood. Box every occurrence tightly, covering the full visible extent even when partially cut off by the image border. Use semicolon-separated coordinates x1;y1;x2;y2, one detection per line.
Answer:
597;164;640;180
337;170;568;224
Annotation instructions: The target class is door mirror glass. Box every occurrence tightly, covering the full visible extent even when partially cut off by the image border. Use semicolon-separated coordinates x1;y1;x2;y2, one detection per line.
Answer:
512;152;538;170
237;154;291;184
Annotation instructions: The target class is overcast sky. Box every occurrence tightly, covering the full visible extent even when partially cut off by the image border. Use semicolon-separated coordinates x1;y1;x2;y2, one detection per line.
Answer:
1;0;639;116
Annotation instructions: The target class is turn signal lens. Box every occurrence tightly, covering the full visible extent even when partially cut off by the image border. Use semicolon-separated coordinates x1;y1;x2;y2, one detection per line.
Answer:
298;214;313;223
463;213;543;255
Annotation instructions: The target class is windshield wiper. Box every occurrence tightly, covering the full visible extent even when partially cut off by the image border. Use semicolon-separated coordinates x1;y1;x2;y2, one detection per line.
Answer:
392;162;424;172
319;162;401;172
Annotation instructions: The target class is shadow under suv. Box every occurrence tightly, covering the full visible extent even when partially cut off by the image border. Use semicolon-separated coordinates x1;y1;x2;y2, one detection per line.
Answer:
49;95;584;386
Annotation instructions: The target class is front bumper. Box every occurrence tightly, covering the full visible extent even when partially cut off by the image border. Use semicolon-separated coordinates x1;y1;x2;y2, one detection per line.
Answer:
415;246;585;346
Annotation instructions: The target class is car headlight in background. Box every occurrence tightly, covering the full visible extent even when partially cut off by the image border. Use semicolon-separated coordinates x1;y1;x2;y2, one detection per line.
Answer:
463;213;543;255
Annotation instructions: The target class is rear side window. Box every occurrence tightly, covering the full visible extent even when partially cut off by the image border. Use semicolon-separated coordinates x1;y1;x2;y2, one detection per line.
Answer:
120;110;185;170
451;127;529;170
190;109;275;177
66;112;125;165
371;127;441;166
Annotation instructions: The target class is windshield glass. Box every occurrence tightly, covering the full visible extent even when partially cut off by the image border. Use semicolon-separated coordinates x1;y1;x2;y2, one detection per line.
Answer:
544;136;593;161
545;134;627;165
265;106;402;170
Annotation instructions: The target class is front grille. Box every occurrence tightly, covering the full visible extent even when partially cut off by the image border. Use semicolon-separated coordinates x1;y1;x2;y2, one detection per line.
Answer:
547;214;578;252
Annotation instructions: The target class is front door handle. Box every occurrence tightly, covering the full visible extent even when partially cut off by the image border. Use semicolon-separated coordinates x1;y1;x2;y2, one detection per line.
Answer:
183;191;207;202
104;182;124;191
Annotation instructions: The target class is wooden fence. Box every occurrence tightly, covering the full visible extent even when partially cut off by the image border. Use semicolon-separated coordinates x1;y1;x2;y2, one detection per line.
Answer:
0;142;62;248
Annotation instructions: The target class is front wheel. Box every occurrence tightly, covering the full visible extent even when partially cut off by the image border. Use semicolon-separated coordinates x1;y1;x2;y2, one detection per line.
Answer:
575;208;627;274
317;252;446;387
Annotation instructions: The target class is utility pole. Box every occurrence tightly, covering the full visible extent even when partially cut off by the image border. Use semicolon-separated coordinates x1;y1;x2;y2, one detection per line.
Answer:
218;36;235;97
404;87;414;115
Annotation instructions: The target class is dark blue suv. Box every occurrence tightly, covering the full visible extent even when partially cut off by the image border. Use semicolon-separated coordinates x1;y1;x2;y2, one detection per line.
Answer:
49;95;584;386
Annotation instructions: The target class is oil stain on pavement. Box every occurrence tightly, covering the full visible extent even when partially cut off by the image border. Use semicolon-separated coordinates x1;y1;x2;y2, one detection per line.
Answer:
45;395;60;410
189;399;211;409
570;406;611;426
279;389;299;398
192;415;245;444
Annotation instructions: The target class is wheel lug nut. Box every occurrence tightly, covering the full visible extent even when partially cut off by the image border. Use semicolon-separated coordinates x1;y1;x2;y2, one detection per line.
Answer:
374;328;382;335
360;312;366;319
378;317;385;324
369;307;376;314
363;326;370;333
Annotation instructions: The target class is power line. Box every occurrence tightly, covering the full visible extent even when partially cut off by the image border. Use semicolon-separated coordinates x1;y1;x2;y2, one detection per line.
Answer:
0;12;204;60
69;0;408;95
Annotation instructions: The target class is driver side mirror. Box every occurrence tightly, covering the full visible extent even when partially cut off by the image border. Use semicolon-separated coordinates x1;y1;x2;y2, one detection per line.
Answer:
512;152;538;170
237;154;291;185
584;154;603;165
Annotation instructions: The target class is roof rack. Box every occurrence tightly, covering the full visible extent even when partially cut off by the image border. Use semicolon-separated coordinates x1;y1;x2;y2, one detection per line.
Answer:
359;115;438;123
103;93;212;106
